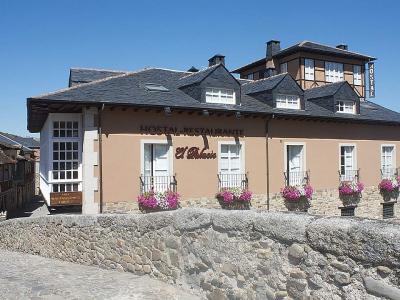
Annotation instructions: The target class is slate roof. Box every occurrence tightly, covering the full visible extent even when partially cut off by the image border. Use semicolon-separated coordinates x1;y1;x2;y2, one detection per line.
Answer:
232;40;375;73
0;132;39;149
69;68;127;87
0;134;33;152
177;64;219;87
241;73;287;94
304;81;347;99
28;66;400;131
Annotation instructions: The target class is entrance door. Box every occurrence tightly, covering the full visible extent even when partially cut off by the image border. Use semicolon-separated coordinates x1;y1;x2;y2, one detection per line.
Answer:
144;144;170;192
287;145;304;186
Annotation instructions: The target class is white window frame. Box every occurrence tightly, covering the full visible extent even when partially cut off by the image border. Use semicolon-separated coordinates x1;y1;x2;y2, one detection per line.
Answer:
280;62;288;73
284;142;307;186
335;100;355;114
304;59;315;80
339;143;357;180
48;113;83;193
140;139;173;177
275;94;301;110
325;61;344;83
353;65;362;86
218;141;245;174
381;144;396;178
205;87;236;105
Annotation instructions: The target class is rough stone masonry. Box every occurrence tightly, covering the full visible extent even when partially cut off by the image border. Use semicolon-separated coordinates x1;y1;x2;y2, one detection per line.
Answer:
0;209;399;300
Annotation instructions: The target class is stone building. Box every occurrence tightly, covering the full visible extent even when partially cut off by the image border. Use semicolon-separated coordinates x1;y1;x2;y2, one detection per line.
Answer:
27;41;400;218
0;135;36;216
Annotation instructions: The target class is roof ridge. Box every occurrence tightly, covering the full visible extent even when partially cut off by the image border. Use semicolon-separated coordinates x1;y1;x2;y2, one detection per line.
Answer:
242;73;287;86
70;67;129;73
31;68;151;99
146;67;189;74
306;80;345;91
179;64;219;80
0;133;22;148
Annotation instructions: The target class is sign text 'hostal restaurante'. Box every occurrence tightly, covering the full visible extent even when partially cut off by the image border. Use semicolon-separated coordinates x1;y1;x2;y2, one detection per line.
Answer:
27;40;400;218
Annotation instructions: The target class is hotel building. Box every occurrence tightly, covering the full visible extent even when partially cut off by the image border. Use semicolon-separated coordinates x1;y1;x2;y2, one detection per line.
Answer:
27;40;400;218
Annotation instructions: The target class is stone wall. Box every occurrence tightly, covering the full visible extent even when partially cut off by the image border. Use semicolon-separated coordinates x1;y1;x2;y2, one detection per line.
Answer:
104;186;399;220
0;209;400;299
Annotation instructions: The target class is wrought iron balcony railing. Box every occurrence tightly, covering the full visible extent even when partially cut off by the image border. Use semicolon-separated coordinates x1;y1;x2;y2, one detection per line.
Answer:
140;175;177;194
284;171;310;186
339;169;359;182
380;168;398;180
218;173;248;191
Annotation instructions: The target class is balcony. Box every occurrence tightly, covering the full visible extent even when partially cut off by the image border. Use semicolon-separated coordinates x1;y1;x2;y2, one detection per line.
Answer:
380;168;398;180
339;169;359;182
140;175;177;194
218;173;248;191
284;171;309;186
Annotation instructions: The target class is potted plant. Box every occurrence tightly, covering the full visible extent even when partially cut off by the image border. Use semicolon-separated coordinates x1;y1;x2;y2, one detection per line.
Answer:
378;177;400;202
338;181;364;216
216;187;252;210
137;190;180;212
281;185;313;212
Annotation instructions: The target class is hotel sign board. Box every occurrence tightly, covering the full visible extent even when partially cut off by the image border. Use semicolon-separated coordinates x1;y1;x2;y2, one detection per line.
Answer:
140;125;244;137
50;192;82;206
368;62;375;98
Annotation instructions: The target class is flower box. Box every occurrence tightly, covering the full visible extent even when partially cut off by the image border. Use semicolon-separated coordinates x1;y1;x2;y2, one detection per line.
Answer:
338;181;364;206
378;177;400;201
137;190;180;212
281;185;313;212
216;188;252;210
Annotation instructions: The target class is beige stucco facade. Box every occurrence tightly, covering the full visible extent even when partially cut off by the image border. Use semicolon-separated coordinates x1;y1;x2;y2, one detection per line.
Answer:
99;108;400;215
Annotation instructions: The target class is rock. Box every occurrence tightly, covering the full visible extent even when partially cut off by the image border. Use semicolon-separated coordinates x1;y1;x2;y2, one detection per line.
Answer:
121;255;133;263
364;276;400;300
208;288;228;300
290;268;307;279
257;248;273;259
151;249;162;261
331;261;351;273
143;265;151;274
334;272;350;285
275;290;288;299
221;262;236;276
165;237;180;249
288;243;305;260
377;265;391;277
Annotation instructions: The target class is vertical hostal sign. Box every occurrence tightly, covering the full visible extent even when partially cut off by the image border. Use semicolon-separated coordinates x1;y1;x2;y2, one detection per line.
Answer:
368;62;375;98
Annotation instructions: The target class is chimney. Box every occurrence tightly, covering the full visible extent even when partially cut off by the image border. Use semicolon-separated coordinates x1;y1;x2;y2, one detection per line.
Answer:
336;44;348;51
266;40;281;59
208;54;225;67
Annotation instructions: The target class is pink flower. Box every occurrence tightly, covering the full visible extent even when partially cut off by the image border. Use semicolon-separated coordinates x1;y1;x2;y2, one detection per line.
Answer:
239;190;252;202
379;179;398;192
281;185;313;202
338;181;364;196
218;189;234;203
137;192;158;209
164;191;180;209
137;190;180;210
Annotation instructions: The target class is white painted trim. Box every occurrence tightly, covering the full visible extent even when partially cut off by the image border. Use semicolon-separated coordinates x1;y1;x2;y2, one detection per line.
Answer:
338;143;357;172
283;142;307;173
381;144;396;169
217;140;245;173
140;139;174;176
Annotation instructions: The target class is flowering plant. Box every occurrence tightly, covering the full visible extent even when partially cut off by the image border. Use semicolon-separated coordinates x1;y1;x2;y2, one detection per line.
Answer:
379;177;400;200
137;190;180;211
216;187;252;209
338;181;364;197
281;185;313;202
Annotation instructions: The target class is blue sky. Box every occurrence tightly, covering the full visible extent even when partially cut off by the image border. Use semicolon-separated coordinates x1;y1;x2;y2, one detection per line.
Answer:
1;0;399;136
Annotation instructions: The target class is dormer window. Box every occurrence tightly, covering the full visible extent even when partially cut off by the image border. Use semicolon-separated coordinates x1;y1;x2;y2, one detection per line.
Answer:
276;95;300;109
205;88;236;104
336;100;355;114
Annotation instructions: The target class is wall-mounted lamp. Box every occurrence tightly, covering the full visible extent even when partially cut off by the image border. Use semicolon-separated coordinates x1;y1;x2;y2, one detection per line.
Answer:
202;110;209;117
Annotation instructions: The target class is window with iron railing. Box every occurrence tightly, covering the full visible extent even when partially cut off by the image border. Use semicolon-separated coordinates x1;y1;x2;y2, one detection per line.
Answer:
218;173;248;191
284;171;309;186
140;174;177;194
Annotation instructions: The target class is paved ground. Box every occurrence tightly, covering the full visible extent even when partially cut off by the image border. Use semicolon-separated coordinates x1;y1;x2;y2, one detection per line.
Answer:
0;250;200;300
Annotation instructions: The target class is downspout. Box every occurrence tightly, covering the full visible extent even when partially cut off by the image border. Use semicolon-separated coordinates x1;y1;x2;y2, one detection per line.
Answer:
98;104;105;213
265;114;274;211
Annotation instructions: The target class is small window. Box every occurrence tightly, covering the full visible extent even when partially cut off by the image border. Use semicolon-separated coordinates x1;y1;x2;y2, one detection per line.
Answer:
258;70;265;79
325;61;344;83
305;59;315;80
381;146;395;179
276;95;300;110
246;73;254;80
353;65;362;86
280;62;288;73
335;100;355;114
205;88;236;105
144;83;169;92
